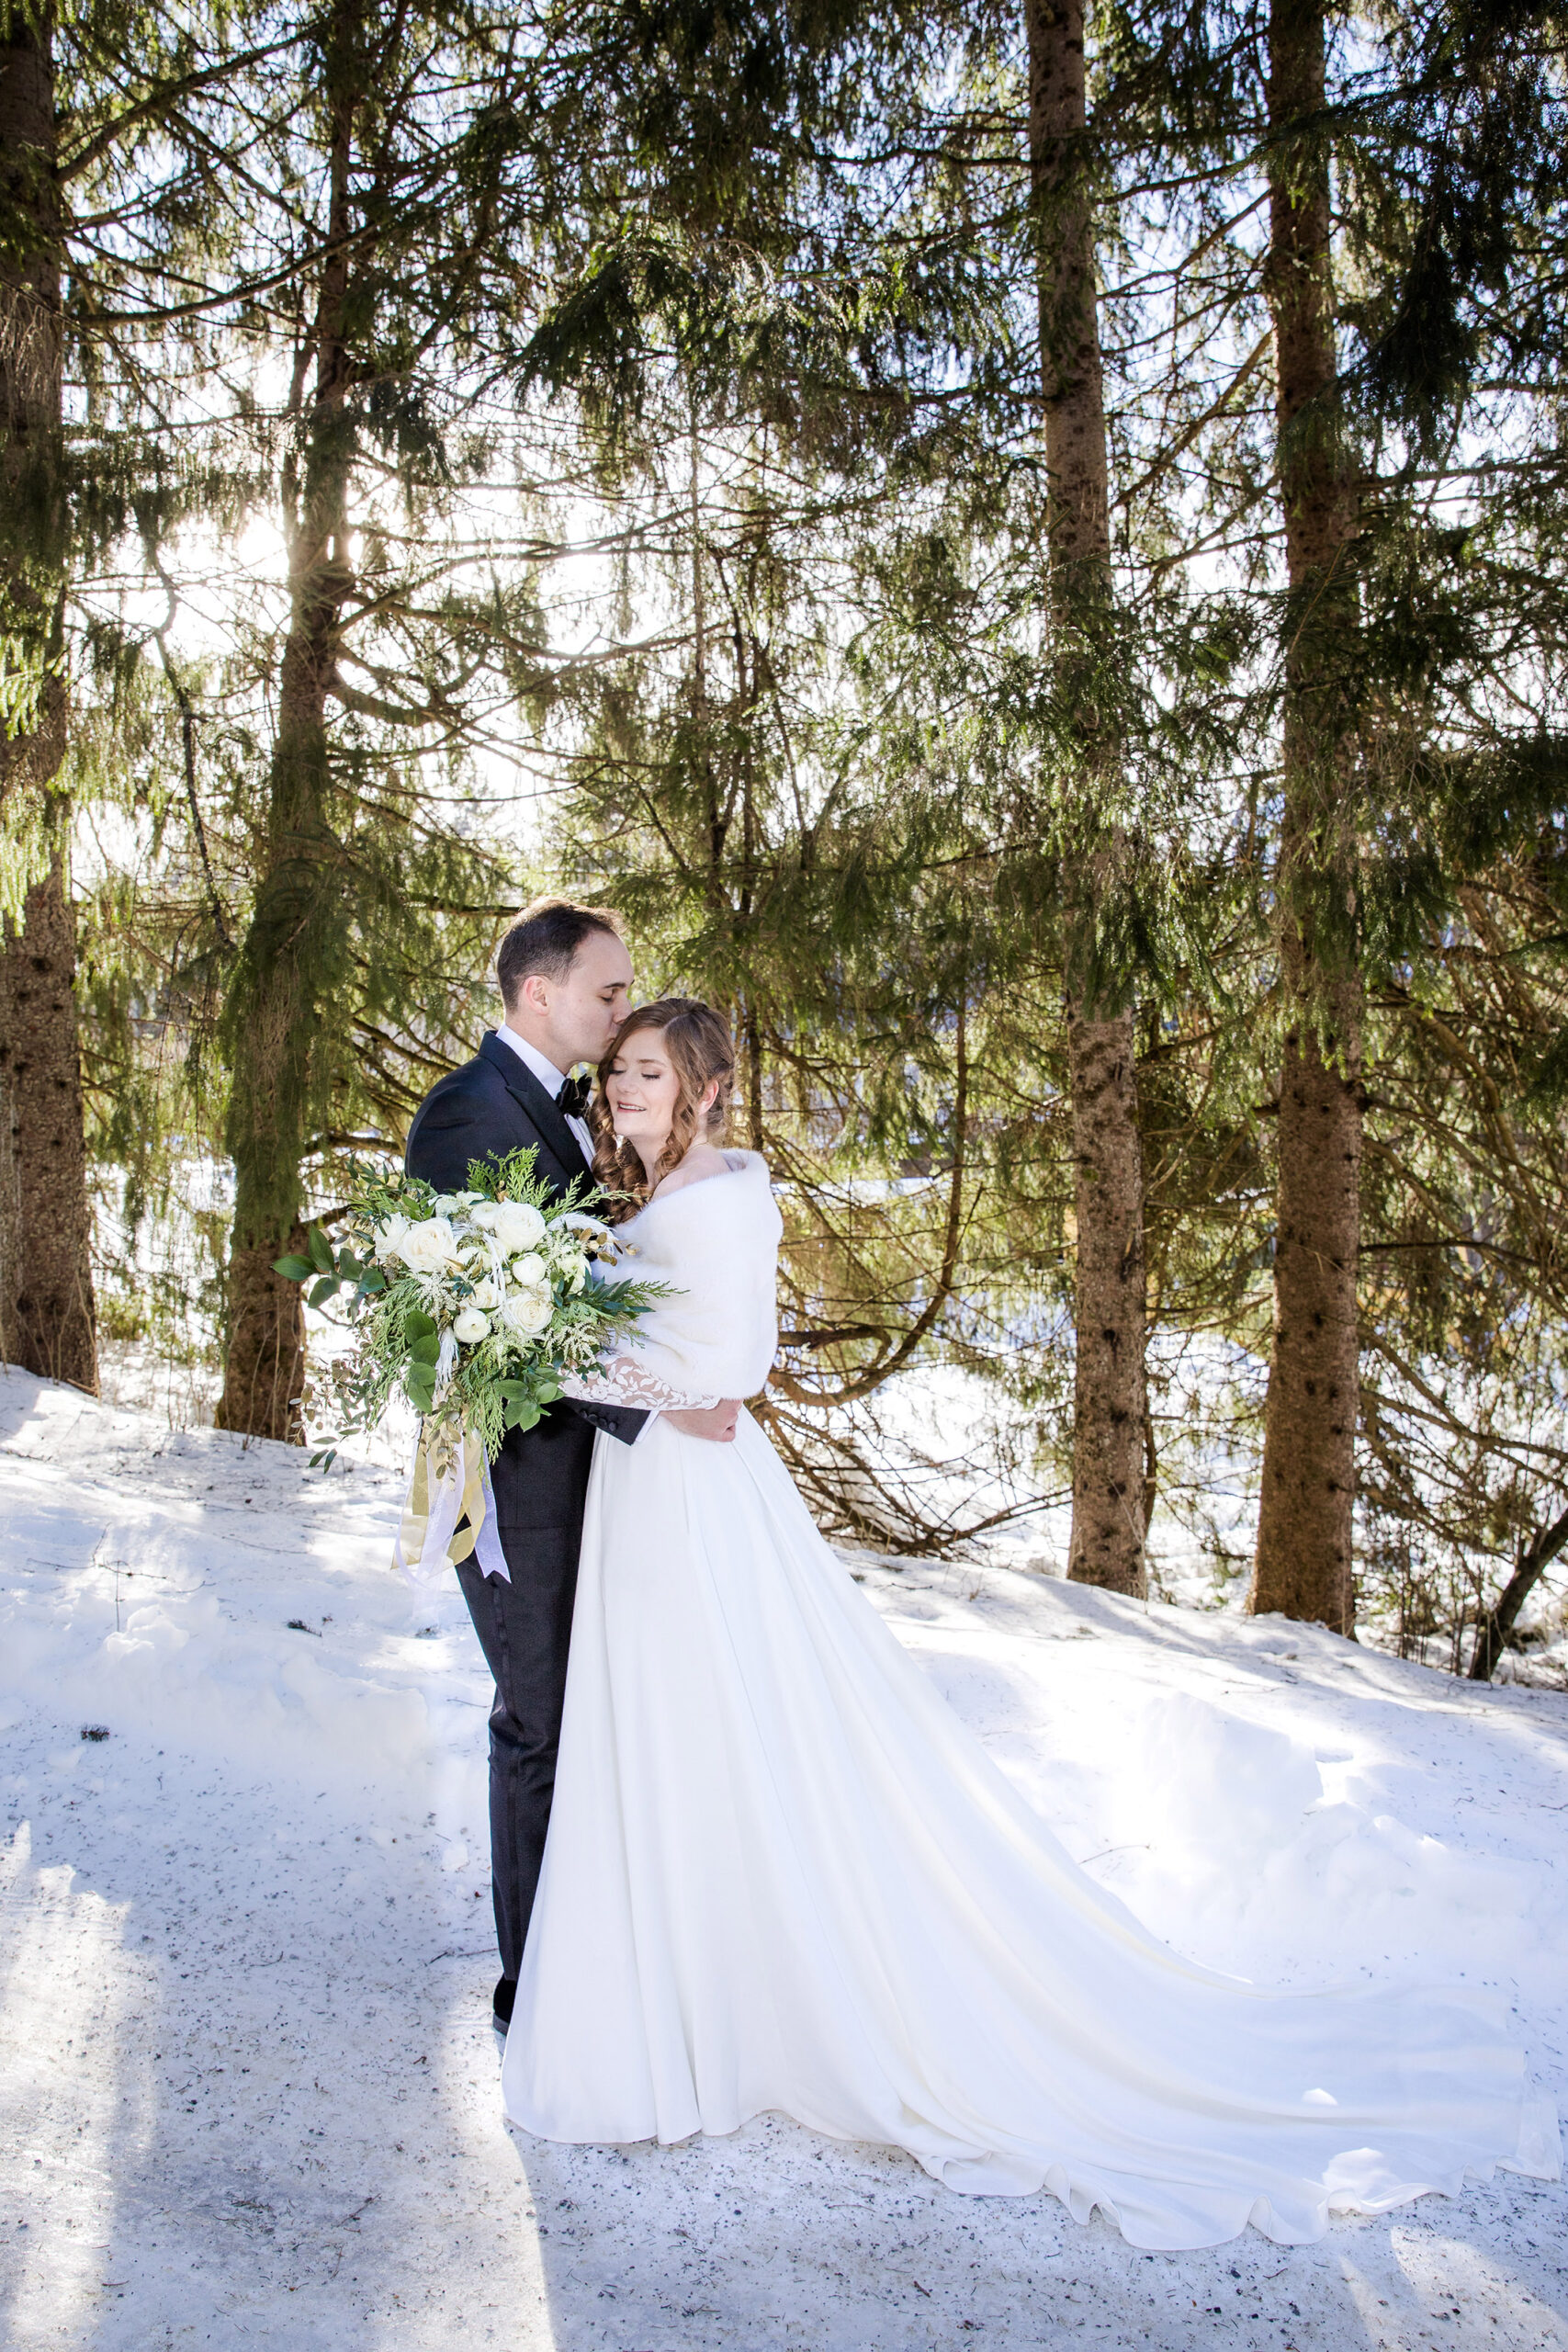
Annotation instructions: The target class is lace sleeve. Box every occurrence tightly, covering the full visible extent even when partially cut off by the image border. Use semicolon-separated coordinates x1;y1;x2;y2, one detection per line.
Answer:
558;1352;721;1413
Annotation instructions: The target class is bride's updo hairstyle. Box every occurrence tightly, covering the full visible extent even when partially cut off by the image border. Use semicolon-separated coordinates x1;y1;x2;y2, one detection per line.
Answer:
592;998;735;1221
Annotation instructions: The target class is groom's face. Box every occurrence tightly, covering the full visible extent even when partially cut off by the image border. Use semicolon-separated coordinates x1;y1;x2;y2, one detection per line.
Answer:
546;928;635;1069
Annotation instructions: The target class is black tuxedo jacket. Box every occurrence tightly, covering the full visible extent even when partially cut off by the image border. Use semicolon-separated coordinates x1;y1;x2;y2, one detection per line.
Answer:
407;1030;597;1200
404;1032;647;1529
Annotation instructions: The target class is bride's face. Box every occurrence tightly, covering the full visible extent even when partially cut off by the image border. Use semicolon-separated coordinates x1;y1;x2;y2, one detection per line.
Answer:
606;1032;682;1157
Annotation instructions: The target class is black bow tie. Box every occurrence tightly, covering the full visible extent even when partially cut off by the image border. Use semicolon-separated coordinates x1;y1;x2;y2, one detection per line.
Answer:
555;1071;592;1121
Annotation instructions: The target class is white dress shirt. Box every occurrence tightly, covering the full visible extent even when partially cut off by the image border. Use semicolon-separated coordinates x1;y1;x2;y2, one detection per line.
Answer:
494;1022;659;1435
493;1024;594;1166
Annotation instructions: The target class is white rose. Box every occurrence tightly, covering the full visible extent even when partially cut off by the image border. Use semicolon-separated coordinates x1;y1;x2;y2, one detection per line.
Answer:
501;1288;552;1337
373;1214;411;1262
556;1250;589;1291
491;1200;547;1252
509;1251;548;1289
400;1216;460;1272
468;1276;500;1309
452;1306;491;1343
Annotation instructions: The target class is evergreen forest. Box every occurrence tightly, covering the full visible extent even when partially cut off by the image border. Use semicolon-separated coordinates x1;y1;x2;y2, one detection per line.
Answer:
2;0;1566;1679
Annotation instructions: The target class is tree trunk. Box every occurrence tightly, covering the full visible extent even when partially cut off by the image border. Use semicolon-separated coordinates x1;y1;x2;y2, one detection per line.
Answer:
1026;0;1147;1596
0;11;96;1393
1249;0;1361;1633
216;13;359;1441
0;852;96;1387
1468;1502;1568;1682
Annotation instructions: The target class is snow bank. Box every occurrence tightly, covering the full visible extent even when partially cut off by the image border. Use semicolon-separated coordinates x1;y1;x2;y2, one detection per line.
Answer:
860;1559;1565;2014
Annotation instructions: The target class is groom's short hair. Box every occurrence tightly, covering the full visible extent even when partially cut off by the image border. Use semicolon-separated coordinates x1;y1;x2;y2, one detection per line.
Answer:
497;897;626;1008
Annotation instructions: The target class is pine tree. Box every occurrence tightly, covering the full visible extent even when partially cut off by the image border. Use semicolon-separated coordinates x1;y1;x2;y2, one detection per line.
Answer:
1244;0;1568;1632
0;6;92;1386
213;0;581;1438
1027;0;1148;1596
214;0;363;1438
0;0;263;1392
1247;0;1361;1632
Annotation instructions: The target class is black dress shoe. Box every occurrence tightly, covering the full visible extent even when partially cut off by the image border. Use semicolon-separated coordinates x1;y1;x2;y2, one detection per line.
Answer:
492;1973;517;2032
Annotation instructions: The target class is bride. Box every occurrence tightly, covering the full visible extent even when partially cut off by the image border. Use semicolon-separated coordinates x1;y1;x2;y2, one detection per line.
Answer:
500;997;1558;2250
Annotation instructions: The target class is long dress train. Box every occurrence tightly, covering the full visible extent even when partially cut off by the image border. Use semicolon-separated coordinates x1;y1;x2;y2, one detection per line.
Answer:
500;1152;1559;2250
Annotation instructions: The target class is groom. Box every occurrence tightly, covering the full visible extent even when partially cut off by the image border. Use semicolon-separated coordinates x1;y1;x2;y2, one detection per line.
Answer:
405;898;734;2036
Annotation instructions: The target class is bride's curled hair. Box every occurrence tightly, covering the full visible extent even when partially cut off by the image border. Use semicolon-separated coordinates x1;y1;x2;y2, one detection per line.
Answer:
591;998;735;1220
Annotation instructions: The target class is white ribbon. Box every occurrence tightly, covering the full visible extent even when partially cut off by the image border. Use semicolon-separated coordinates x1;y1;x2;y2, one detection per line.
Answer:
393;1424;511;1589
473;1453;508;1579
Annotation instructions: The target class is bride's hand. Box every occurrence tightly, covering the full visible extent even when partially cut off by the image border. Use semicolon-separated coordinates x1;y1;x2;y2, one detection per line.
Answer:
662;1400;741;1442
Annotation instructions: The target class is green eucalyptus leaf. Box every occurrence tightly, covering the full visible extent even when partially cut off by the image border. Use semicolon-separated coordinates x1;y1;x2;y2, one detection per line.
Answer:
274;1255;315;1282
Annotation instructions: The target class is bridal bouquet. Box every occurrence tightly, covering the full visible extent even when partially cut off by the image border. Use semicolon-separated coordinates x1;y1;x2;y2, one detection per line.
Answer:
275;1147;666;1583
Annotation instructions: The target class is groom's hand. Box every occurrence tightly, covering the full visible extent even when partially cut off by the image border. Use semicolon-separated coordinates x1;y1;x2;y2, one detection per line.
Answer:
663;1400;742;1443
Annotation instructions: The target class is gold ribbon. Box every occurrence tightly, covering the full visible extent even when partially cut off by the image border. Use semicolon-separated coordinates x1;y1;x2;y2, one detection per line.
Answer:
394;1424;503;1587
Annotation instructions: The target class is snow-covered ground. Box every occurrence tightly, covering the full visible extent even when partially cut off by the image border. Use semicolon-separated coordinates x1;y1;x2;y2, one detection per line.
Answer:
2;1364;1566;2351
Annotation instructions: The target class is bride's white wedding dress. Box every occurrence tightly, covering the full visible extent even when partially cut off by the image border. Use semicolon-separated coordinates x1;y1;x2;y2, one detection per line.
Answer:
500;1151;1559;2249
